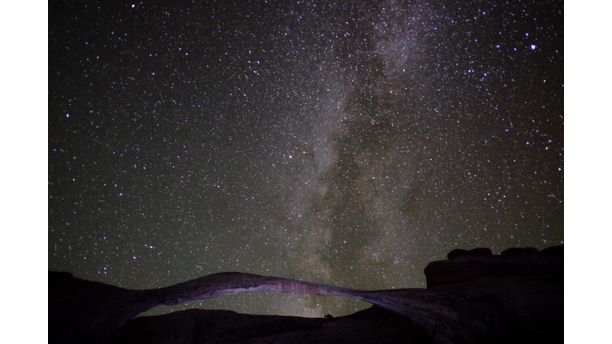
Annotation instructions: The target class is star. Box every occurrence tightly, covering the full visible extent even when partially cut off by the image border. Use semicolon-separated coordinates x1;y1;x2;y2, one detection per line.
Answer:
49;0;563;317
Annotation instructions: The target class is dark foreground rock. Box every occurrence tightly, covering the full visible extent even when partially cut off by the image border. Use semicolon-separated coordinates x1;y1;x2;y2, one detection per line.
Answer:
49;245;563;344
108;306;430;344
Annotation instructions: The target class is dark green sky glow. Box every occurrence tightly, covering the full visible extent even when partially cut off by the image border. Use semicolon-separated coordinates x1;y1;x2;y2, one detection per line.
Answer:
49;0;563;317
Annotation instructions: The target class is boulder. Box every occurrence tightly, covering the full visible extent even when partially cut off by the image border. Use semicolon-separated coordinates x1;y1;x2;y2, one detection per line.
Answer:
501;247;539;257
447;247;493;260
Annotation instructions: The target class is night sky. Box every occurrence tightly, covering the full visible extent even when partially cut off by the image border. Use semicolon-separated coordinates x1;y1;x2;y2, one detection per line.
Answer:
49;0;563;317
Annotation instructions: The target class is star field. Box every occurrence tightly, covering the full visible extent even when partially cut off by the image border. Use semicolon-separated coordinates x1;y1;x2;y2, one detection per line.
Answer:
49;0;563;317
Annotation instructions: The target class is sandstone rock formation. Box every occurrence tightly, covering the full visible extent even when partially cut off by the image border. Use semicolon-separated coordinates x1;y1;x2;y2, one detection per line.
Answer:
49;245;563;343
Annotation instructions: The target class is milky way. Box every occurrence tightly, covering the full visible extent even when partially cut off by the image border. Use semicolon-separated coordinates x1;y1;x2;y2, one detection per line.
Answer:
49;0;563;317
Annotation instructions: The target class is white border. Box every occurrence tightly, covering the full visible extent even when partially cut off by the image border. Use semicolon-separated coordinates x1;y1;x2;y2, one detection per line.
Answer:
0;1;48;343
565;0;612;342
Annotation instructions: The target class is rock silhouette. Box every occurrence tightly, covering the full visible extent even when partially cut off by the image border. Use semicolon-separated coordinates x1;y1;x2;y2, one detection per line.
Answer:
49;245;563;343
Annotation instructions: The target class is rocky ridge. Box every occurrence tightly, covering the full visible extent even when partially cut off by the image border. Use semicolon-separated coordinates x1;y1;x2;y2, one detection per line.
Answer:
49;245;563;343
